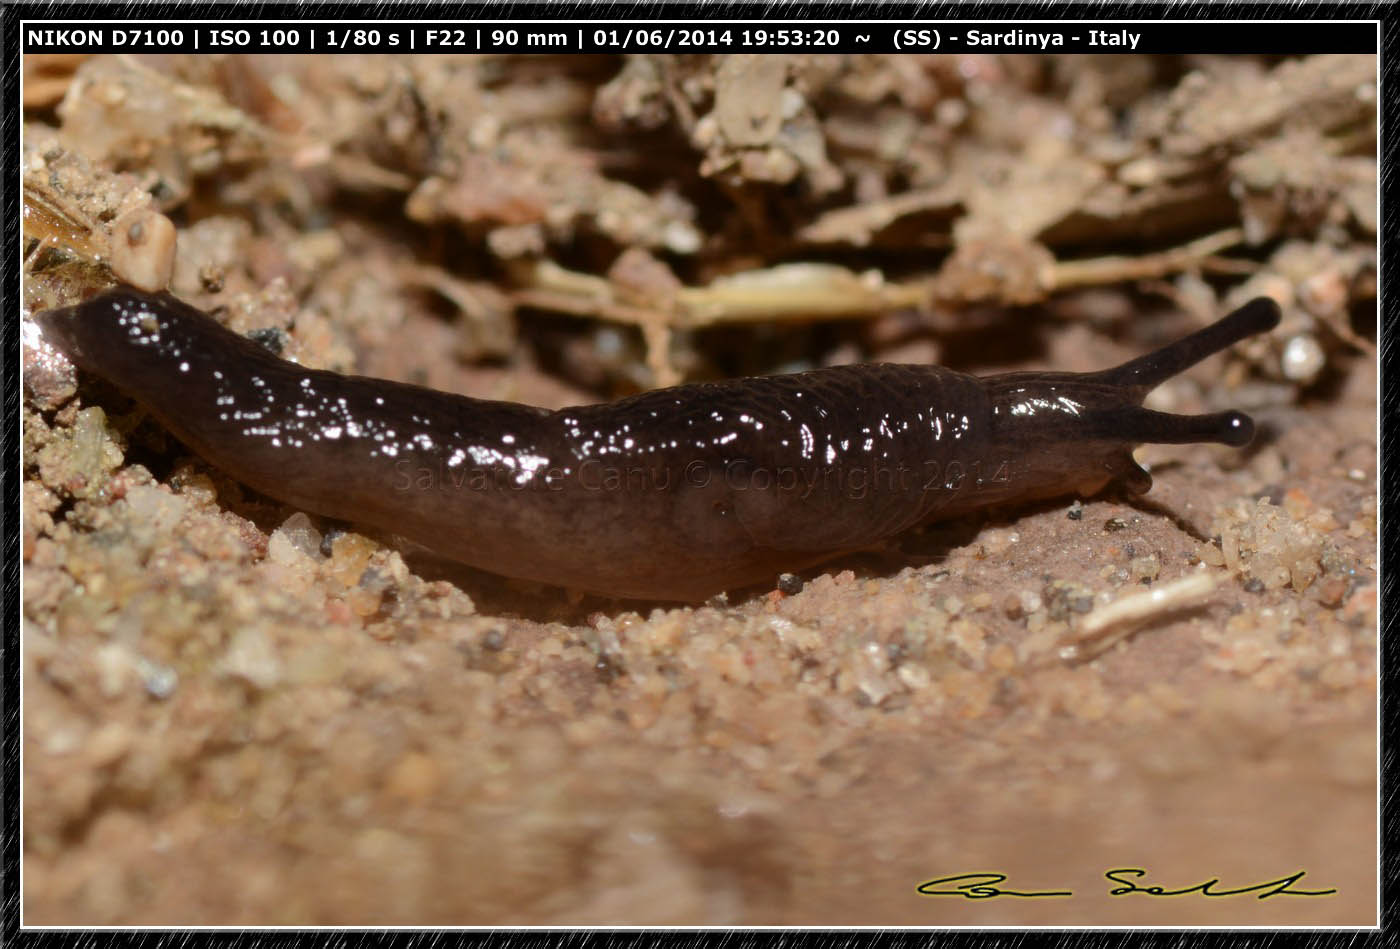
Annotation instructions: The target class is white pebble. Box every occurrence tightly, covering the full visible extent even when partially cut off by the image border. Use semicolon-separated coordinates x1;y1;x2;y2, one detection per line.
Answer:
1281;334;1325;384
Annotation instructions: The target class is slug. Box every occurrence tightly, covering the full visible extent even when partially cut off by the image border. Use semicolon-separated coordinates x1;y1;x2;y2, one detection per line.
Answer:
33;289;1280;601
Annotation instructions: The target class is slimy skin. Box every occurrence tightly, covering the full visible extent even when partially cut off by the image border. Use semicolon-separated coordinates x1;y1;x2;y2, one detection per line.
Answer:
34;290;1280;600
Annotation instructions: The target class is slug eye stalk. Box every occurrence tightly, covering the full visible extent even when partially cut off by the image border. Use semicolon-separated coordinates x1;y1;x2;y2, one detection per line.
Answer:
1096;297;1281;394
1096;297;1278;448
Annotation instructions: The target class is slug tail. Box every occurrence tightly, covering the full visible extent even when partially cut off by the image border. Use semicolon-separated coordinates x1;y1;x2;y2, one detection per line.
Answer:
1096;297;1281;392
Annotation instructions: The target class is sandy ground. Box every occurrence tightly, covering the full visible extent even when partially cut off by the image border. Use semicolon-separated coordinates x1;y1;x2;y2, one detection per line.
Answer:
21;52;1376;925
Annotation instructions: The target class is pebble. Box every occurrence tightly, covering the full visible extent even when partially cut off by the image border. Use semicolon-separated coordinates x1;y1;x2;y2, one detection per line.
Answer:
109;208;177;293
1002;594;1023;620
136;657;179;698
94;643;133;698
1281;334;1325;384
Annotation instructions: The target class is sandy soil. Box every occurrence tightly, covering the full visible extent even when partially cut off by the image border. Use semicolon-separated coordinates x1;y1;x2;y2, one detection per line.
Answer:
21;52;1376;925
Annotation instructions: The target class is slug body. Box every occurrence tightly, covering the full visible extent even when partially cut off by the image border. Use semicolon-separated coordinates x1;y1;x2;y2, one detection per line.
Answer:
34;290;1279;601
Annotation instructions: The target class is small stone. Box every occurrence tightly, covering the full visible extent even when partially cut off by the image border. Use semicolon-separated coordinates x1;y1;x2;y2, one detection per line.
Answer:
776;573;803;595
896;664;930;691
247;327;286;354
277;512;322;560
1281;334;1325;384
346;588;383;618
109;208;177;293
1315;577;1348;608
199;264;225;293
1043;580;1095;620
136;657;178;699
1128;554;1161;583
328;532;377;587
94;643;133;698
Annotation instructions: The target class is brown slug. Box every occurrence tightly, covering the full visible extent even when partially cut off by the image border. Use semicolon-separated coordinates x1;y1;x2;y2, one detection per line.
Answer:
33;290;1280;600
